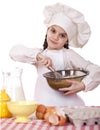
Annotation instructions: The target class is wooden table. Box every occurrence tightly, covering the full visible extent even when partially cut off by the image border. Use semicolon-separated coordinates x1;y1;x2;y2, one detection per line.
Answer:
1;117;100;130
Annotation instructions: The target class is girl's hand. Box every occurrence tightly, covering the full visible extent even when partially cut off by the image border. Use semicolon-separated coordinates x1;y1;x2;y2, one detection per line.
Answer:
59;80;85;95
37;53;53;68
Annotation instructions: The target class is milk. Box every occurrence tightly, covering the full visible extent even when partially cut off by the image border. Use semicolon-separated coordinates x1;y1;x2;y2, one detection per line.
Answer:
2;67;26;101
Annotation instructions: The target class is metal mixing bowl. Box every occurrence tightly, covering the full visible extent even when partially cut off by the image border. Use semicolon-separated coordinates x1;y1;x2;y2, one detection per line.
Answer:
43;69;89;90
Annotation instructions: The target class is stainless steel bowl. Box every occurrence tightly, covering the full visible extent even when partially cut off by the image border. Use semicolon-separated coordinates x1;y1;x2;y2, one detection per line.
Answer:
43;69;89;90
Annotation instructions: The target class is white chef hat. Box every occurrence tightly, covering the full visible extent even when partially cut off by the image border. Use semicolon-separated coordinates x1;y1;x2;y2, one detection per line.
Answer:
43;3;91;48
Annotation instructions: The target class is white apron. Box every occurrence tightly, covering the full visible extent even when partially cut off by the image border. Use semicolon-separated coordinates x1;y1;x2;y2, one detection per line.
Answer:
34;49;85;106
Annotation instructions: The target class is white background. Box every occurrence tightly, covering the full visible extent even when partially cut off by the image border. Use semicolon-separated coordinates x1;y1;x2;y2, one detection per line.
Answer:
0;0;100;105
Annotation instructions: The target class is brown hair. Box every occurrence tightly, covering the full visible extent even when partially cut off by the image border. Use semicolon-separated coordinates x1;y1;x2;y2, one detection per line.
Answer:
43;35;69;50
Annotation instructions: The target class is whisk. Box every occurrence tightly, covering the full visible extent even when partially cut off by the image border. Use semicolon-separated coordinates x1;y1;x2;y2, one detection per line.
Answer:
48;66;63;78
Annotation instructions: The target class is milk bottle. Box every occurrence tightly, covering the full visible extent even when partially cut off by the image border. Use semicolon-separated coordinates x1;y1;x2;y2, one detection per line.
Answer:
2;67;26;101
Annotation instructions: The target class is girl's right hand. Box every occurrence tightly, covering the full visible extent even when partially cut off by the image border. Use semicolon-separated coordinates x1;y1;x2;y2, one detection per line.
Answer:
37;53;53;68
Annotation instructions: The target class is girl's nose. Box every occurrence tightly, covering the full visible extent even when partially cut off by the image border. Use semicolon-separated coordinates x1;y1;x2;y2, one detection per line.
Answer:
53;34;59;40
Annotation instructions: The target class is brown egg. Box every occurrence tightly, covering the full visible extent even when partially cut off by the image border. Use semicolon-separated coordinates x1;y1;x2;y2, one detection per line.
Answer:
57;115;66;126
36;105;66;126
45;112;58;125
44;107;66;126
36;104;47;119
36;112;45;119
36;104;47;113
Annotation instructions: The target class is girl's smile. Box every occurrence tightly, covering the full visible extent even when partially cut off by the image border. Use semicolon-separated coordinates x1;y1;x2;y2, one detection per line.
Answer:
49;39;58;45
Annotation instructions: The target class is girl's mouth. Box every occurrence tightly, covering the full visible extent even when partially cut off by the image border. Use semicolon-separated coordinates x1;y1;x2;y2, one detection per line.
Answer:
50;39;58;44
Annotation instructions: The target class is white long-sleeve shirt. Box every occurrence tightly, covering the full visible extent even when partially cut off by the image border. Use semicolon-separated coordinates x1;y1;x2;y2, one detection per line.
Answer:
9;45;100;106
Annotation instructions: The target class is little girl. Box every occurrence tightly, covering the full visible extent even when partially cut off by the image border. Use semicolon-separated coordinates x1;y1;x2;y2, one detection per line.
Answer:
9;3;100;106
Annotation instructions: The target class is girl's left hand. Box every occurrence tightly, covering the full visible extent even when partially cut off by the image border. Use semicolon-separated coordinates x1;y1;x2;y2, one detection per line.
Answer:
59;80;85;95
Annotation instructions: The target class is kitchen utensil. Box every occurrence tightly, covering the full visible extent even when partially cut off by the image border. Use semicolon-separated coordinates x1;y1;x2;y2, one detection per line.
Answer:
5;67;26;101
38;55;62;78
48;66;63;78
43;69;88;90
7;101;37;122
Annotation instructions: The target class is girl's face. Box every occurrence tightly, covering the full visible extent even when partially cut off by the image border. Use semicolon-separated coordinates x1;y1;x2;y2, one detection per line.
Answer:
47;25;68;50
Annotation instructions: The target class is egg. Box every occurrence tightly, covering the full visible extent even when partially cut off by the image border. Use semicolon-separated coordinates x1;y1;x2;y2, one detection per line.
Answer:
36;104;47;119
36;104;67;126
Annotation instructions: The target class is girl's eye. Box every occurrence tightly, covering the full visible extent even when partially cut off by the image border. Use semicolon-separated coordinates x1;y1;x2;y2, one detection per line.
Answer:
51;29;56;33
60;34;66;38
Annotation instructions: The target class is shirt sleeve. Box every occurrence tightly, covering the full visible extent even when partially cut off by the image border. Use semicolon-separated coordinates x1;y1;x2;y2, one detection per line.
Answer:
68;49;100;92
9;44;42;64
82;63;100;92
